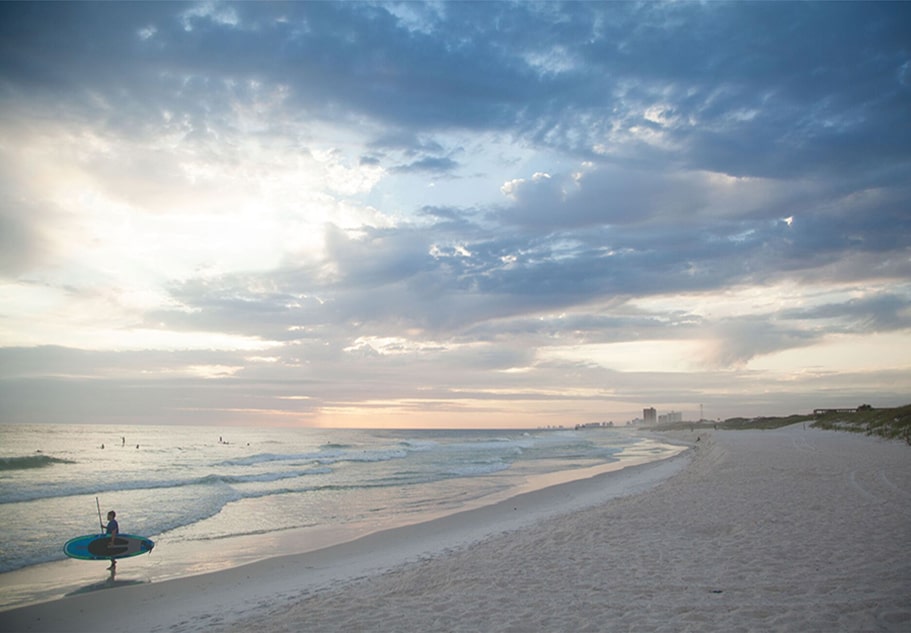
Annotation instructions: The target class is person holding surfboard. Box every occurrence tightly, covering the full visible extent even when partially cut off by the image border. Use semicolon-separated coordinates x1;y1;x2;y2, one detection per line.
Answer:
64;500;154;567
105;510;119;570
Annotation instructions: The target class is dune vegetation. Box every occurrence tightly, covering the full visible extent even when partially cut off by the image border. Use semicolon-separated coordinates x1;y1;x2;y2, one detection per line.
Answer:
650;404;911;444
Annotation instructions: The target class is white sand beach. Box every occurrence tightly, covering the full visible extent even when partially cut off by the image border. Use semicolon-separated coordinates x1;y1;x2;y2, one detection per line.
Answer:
2;424;909;633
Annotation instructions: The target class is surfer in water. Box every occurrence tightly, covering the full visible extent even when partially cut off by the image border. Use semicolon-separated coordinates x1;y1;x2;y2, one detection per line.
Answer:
105;510;119;570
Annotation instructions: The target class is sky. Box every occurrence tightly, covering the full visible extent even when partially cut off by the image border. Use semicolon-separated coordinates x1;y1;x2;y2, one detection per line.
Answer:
1;1;909;429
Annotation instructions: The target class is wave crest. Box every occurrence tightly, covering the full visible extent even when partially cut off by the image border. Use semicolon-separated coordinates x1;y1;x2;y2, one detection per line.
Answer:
0;455;75;471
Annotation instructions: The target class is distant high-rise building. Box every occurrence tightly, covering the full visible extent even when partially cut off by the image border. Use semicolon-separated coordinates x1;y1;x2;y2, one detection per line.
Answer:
643;407;657;424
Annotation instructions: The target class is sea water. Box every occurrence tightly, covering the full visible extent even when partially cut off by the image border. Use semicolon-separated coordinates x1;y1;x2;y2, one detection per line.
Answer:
0;424;678;601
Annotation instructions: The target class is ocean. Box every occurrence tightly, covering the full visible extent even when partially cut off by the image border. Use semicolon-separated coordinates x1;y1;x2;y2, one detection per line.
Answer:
0;423;679;608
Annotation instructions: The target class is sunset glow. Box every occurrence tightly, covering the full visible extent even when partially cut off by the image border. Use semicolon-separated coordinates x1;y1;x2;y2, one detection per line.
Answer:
1;2;909;427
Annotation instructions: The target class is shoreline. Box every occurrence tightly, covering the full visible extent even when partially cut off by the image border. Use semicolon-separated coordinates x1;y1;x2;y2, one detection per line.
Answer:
0;433;681;612
0;439;692;630
4;424;908;633
241;425;910;633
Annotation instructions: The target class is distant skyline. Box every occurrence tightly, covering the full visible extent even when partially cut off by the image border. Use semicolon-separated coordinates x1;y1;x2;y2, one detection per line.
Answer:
1;2;909;428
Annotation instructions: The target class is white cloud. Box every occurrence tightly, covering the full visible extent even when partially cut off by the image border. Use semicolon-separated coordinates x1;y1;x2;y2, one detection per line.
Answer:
540;340;707;373
1;1;909;426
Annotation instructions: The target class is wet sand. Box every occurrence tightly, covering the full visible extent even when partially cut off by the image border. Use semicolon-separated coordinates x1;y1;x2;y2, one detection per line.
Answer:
3;425;909;633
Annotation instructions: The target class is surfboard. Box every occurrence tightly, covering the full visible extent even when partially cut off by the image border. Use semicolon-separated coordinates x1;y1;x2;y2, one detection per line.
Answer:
63;534;155;561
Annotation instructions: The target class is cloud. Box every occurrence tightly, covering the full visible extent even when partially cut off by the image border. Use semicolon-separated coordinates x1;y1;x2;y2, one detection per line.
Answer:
4;2;909;183
783;293;911;334
392;156;460;174
0;197;52;277
1;2;910;425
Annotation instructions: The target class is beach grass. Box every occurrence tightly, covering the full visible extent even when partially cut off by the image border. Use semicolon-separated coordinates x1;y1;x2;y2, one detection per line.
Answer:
649;414;812;432
811;403;911;444
649;403;911;443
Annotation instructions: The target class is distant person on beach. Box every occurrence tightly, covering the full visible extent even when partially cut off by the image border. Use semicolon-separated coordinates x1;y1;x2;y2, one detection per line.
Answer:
105;510;119;570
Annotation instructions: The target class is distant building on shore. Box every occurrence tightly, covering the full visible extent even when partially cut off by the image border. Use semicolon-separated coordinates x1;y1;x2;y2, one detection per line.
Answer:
574;421;614;430
643;408;657;424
